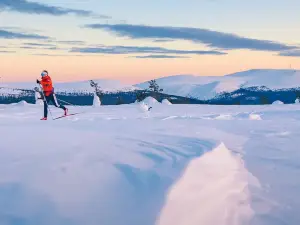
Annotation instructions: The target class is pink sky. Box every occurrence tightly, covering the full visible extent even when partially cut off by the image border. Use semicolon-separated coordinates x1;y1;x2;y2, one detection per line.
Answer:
1;0;300;84
1;51;299;84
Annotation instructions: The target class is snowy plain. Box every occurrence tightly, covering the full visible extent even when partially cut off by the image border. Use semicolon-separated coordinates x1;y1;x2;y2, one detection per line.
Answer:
1;101;300;225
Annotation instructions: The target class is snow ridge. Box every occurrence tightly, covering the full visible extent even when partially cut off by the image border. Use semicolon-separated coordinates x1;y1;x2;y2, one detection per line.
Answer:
156;143;259;225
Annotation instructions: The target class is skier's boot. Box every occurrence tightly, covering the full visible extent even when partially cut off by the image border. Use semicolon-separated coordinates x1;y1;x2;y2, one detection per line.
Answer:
64;108;68;116
40;117;47;120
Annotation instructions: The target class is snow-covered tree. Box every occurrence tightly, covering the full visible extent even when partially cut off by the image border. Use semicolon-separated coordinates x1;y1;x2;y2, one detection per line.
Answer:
90;80;104;97
34;87;43;105
93;92;101;107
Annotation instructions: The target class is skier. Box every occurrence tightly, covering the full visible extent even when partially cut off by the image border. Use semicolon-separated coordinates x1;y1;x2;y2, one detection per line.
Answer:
37;70;68;120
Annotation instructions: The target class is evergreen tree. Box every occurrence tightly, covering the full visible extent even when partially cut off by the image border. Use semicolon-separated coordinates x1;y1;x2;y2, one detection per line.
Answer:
148;80;163;93
147;79;163;100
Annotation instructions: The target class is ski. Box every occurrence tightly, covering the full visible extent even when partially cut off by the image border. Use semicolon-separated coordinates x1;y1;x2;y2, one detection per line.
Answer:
53;113;82;120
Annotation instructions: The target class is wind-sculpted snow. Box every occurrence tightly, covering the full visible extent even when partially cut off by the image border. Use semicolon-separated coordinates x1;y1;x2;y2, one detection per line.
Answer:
1;103;300;224
156;143;258;225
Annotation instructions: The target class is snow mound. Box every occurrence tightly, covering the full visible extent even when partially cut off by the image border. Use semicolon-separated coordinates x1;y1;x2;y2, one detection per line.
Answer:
15;100;29;106
272;100;284;105
162;99;172;105
156;143;258;225
215;114;233;120
249;114;262;120
295;98;300;104
138;102;151;112
143;96;159;106
93;93;101;107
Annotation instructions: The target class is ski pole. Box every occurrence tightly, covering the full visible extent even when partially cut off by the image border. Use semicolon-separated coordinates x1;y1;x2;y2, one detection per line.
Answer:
38;84;54;120
56;98;76;106
56;97;88;114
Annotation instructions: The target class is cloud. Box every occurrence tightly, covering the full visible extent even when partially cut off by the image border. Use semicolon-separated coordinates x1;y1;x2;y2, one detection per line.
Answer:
32;53;83;57
20;45;65;50
0;26;42;33
152;39;175;43
0;50;15;53
54;40;86;45
279;50;300;57
70;45;226;55
132;55;189;59
0;0;110;18
0;29;49;40
23;42;56;47
84;24;296;52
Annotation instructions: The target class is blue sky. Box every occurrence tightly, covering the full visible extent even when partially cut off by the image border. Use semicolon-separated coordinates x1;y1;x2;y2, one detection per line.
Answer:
0;0;299;82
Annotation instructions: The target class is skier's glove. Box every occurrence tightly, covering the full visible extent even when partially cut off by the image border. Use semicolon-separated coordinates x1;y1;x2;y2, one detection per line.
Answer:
36;79;40;84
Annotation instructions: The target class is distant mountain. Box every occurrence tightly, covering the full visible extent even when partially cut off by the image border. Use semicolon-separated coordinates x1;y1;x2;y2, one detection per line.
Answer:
1;69;300;105
135;69;300;100
1;79;138;94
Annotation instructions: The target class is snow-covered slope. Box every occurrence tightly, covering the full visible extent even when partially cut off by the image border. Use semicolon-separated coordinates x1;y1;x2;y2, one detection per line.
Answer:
1;103;300;224
136;69;300;100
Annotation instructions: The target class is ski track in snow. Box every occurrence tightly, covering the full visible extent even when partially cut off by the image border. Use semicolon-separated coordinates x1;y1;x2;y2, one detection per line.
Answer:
1;103;300;224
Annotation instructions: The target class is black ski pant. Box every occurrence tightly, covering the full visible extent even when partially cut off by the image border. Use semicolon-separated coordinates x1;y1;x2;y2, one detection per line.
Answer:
43;93;66;117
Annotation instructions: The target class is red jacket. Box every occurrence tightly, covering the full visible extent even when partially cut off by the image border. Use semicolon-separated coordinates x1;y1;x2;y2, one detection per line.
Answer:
40;75;54;96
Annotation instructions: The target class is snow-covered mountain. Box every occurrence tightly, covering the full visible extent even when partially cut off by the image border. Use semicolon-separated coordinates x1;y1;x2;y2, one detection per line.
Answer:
135;69;300;100
2;69;300;100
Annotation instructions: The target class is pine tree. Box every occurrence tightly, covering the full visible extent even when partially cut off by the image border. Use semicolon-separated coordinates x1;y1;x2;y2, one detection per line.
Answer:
148;80;163;93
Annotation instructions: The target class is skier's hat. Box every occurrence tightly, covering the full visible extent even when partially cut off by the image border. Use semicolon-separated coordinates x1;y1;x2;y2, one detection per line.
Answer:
41;70;48;77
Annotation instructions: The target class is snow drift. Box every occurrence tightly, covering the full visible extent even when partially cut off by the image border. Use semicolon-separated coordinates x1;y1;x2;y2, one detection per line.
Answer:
272;100;284;105
156;143;257;225
143;96;159;106
161;99;172;105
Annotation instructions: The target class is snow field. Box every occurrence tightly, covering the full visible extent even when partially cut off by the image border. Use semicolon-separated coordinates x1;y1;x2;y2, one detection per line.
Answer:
1;102;300;224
